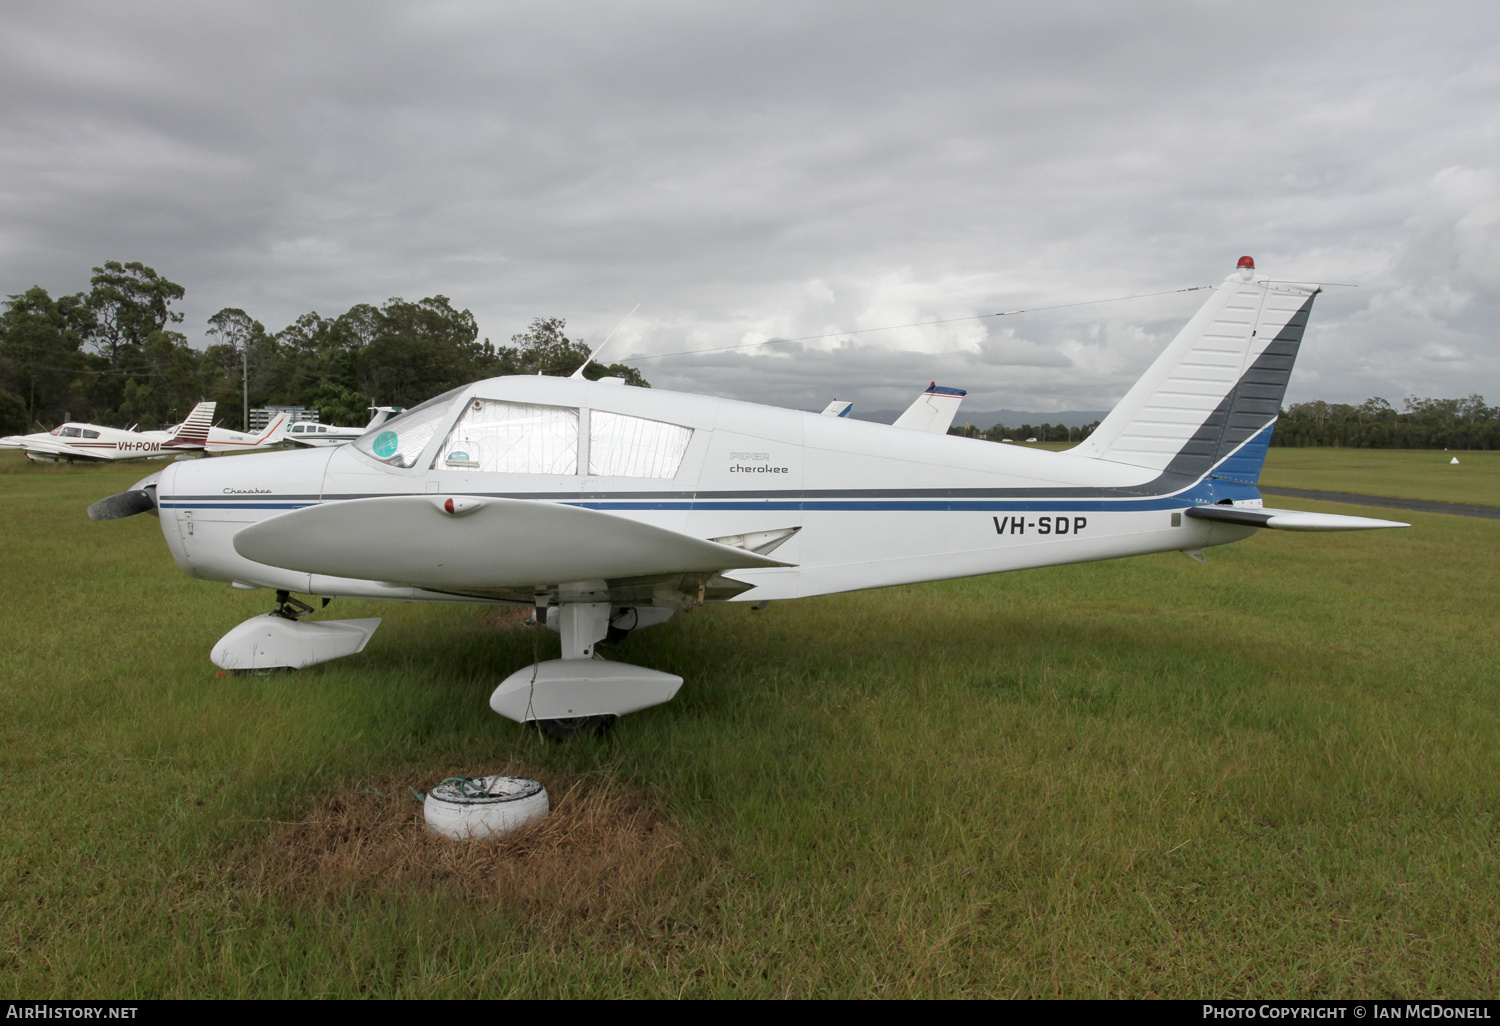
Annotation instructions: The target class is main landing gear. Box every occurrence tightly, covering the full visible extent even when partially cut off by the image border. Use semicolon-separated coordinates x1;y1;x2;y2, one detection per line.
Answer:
534;713;617;742
272;590;315;620
489;602;683;738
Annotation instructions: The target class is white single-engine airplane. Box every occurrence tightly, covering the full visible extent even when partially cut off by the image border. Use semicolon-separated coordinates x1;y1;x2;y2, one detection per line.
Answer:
279;407;402;448
89;258;1406;738
3;402;289;463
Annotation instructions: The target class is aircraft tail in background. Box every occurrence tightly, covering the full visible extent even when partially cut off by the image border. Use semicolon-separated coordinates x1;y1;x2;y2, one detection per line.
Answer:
1072;258;1318;487
162;401;216;449
249;412;289;446
893;383;967;434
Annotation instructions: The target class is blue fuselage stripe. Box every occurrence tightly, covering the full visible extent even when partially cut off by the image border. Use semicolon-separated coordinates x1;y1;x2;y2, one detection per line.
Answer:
158;488;1244;514
569;499;1191;512
159;502;315;510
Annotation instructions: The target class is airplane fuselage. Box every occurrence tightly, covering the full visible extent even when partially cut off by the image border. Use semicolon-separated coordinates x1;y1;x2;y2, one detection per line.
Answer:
281;423;363;446
152;374;1257;605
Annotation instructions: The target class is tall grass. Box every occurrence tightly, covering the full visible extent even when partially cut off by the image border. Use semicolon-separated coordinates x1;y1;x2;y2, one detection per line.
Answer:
0;451;1496;997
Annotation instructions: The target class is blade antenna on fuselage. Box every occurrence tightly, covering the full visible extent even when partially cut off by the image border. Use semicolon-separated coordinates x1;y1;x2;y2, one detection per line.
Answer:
570;304;641;379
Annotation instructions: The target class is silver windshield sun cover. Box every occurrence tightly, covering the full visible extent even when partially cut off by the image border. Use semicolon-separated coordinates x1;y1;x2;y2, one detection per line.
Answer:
354;386;466;468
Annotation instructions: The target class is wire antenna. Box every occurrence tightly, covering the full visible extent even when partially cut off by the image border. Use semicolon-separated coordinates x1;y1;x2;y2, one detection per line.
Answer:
571;303;641;379
618;284;1214;363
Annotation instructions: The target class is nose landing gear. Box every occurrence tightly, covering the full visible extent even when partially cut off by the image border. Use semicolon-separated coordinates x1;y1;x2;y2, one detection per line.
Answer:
209;591;380;673
272;590;315;620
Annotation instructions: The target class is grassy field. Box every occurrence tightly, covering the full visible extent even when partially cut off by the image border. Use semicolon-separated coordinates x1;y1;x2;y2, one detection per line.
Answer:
1261;448;1499;508
1023;441;1497;507
1;449;1497;998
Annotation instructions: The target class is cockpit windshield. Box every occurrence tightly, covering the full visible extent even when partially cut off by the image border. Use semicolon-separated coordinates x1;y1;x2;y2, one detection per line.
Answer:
353;385;467;468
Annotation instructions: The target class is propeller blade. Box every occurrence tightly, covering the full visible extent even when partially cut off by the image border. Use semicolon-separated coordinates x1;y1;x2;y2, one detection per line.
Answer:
88;472;162;521
88;488;157;521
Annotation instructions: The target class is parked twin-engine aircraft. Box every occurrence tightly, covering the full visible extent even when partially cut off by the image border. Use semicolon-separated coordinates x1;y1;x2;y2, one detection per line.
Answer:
2;400;217;461
279;407;402;448
5;401;206;462
2;402;290;463
89;258;1406;738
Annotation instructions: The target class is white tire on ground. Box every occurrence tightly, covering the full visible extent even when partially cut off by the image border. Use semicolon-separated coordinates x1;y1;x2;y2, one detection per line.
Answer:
423;776;549;840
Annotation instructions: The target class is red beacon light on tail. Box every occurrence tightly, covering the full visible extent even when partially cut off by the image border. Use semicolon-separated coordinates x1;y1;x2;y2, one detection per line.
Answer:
1237;255;1255;281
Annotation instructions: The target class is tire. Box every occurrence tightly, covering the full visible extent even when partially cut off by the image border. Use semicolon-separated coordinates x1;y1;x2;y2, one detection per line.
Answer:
423;776;549;839
534;714;617;741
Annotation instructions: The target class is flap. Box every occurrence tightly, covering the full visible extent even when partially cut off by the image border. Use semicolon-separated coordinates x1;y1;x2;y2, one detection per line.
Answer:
234;494;794;590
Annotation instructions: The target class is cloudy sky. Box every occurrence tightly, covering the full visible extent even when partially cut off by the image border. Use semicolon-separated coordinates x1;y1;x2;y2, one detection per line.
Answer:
2;1;1497;414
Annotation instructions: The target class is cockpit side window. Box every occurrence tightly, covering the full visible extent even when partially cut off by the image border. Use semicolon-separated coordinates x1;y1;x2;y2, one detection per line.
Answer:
435;400;579;474
588;411;692;478
61;426;82;438
353;385;467;469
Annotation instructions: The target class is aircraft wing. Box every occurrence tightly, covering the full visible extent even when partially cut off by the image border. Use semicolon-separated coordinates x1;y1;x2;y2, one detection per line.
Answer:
1185;505;1408;532
233;495;795;594
11;437;104;461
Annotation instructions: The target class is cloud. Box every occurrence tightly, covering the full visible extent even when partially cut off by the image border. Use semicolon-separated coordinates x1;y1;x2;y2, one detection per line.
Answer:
2;1;1498;413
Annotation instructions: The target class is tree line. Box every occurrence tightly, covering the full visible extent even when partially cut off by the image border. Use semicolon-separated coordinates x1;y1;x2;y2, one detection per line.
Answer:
1271;396;1498;450
3;262;1492;450
948;396;1499;451
0;260;646;434
948;421;1100;444
946;397;1498;451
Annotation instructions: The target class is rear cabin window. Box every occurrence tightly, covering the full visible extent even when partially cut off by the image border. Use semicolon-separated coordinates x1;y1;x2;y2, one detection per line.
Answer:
82;430;99;439
588;411;692;478
436;400;579;475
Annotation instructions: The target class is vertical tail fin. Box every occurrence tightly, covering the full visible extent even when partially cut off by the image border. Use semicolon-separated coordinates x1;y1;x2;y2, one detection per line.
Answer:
894;383;967;434
1074;259;1318;485
250;412;289;446
365;406;401;430
165;401;216;448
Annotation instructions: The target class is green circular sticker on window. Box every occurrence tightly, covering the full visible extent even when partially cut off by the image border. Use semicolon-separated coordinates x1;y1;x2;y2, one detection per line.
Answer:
372;431;398;458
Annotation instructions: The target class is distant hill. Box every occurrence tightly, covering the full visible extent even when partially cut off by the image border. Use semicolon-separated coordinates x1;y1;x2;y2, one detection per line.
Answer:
847;408;1109;430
